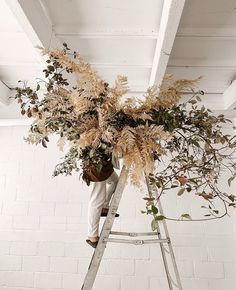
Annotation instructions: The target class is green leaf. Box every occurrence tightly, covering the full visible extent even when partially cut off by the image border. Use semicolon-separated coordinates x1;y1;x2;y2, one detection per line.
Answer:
151;219;158;231
155;215;165;221
180;213;192;220
151;205;158;215
196;95;202;101
228;194;235;202
100;143;106;149
188;178;198;185
42;139;47;148
140;210;146;214
192;139;200;147
228;176;235;186
177;188;185;196
36;84;40;91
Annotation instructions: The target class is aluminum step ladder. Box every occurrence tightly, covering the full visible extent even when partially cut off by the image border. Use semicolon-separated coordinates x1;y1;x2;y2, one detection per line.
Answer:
81;165;183;290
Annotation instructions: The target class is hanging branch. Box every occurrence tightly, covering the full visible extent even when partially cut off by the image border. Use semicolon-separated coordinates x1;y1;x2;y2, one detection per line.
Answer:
13;43;236;230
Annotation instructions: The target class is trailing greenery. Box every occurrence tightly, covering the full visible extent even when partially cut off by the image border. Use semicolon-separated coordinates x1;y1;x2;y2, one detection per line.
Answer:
14;43;236;229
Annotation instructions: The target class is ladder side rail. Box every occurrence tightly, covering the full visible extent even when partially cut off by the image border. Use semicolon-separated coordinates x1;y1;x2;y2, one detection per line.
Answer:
145;175;174;290
157;198;183;290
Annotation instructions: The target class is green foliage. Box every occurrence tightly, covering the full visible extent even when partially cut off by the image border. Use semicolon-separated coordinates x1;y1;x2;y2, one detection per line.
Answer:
13;44;236;228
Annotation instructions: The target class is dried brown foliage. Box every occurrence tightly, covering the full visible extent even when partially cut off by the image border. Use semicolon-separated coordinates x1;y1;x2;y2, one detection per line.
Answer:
14;43;236;224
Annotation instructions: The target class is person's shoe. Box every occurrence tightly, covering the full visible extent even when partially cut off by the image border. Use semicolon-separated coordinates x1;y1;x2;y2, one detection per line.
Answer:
86;239;98;248
101;208;119;217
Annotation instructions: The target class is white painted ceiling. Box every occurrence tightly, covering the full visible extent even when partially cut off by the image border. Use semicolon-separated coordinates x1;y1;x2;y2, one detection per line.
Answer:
167;0;236;110
45;0;164;91
0;0;42;85
0;0;236;123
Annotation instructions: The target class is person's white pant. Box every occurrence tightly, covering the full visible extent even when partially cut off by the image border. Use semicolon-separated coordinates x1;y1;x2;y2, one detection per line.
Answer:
88;171;119;237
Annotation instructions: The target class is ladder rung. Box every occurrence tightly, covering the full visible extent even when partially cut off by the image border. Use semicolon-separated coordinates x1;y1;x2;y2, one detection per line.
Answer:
110;231;158;237
103;237;169;245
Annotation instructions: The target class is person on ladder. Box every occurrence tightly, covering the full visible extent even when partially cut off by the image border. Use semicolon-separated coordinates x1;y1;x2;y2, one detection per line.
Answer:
85;158;120;248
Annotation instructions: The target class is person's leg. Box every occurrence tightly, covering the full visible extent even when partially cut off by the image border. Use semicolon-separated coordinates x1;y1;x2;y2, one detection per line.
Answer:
103;171;119;209
88;181;106;242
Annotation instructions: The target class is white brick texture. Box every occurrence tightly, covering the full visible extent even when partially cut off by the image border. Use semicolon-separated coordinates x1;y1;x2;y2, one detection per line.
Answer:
22;256;50;271
50;257;78;273
4;271;34;287
37;241;65;256
0;126;236;289
35;272;62;288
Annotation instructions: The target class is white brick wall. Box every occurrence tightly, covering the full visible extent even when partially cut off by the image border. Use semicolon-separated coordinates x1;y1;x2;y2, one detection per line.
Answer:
0;125;235;289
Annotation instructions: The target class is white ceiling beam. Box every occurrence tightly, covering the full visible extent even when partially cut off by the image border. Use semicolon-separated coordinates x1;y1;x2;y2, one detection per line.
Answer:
178;25;236;37
56;32;158;40
0;60;42;66
0;61;152;69
149;0;186;87
212;109;236;119
0;81;11;106
223;79;236;109
176;35;236;40
56;32;236;41
226;100;236;110
90;63;152;69
168;65;236;69
0;118;31;126
6;0;61;52
169;59;236;67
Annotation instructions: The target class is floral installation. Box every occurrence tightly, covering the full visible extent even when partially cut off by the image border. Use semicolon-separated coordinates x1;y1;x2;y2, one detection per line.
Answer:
14;43;236;230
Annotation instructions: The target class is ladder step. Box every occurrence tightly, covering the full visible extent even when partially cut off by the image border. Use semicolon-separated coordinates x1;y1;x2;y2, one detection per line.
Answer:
110;231;158;237
104;237;169;245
